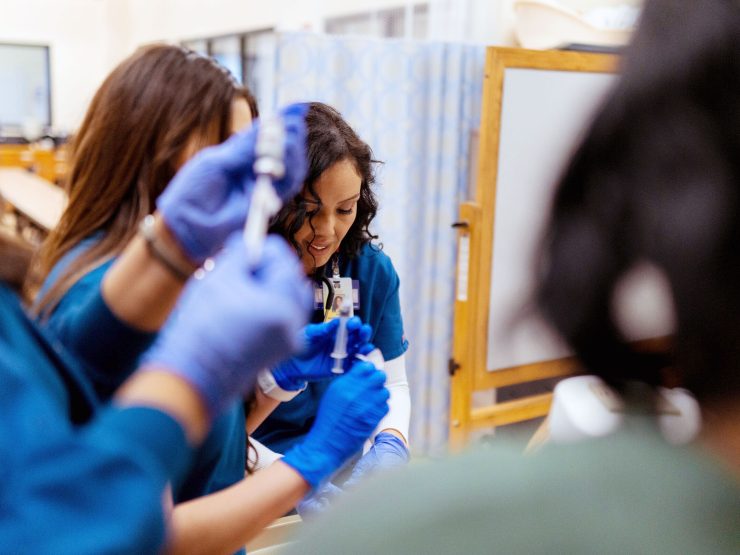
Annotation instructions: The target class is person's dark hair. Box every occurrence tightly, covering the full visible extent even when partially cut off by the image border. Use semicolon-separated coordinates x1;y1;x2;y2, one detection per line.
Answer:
536;0;740;405
269;102;380;272
0;233;34;296
31;44;256;316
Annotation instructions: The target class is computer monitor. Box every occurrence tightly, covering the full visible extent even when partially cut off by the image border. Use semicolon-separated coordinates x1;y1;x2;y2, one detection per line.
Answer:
0;43;52;136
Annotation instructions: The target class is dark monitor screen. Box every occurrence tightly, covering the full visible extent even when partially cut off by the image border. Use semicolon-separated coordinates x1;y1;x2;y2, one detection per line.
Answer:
0;43;52;130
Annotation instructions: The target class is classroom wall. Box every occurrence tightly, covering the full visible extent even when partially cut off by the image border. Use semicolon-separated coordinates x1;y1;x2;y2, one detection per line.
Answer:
0;0;111;132
0;0;421;132
113;0;410;60
0;0;641;133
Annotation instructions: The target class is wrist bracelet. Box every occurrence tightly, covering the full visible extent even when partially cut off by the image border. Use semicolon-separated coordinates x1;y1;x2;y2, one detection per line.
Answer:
138;215;194;282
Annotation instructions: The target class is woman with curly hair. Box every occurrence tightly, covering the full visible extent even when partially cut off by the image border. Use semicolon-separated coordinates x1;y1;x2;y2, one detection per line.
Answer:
254;102;411;510
285;0;740;551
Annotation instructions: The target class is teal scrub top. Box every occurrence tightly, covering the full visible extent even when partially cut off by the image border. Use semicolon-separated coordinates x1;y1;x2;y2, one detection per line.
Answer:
0;283;192;553
254;243;409;454
38;241;246;508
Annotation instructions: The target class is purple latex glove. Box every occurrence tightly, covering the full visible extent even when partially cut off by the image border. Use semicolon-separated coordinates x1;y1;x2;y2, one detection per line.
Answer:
141;233;311;417
282;361;389;488
343;432;409;489
296;481;343;519
270;317;373;391
157;103;308;264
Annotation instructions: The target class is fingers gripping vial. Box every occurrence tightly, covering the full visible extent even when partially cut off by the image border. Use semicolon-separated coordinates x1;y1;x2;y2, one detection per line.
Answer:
244;116;286;268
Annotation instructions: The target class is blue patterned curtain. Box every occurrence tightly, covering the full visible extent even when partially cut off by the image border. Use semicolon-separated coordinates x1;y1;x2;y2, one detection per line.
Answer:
269;32;485;454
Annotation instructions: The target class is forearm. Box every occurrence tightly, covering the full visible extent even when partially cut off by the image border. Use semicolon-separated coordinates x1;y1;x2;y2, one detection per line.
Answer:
166;461;309;555
246;387;281;434
374;355;410;444
102;213;197;331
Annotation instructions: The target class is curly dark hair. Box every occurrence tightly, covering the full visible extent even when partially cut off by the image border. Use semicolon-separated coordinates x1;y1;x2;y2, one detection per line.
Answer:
269;102;380;272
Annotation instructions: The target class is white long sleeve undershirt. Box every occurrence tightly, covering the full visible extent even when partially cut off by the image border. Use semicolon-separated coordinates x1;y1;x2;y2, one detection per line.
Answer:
248;437;283;471
372;353;410;445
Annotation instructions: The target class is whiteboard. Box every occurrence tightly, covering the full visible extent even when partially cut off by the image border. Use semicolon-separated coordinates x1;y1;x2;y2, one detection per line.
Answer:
486;67;675;371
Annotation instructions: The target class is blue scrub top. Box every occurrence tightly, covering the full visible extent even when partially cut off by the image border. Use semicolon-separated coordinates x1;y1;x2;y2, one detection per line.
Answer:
38;240;246;507
0;283;192;552
253;243;409;454
39;239;151;400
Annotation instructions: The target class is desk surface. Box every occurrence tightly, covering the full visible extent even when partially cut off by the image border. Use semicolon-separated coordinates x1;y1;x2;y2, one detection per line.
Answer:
246;515;301;553
0;168;67;230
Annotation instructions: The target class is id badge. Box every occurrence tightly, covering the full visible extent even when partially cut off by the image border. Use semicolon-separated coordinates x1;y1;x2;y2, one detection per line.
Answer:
323;277;354;322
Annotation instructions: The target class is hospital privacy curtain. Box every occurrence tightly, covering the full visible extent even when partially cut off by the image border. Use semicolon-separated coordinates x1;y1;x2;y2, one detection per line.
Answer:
269;32;485;454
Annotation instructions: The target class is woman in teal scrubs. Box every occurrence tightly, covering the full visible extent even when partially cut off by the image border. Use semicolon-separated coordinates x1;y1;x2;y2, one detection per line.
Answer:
285;1;740;552
0;123;389;551
28;46;382;554
255;103;411;499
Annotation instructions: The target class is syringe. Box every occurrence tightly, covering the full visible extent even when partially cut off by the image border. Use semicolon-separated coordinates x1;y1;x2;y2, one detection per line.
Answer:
244;116;286;269
330;299;353;373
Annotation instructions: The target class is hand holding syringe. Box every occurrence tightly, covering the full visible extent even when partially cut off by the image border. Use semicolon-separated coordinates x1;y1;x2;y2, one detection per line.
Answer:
268;310;375;390
243;115;286;268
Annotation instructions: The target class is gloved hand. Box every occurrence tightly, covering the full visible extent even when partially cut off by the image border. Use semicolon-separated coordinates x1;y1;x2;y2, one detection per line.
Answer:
270;317;373;391
141;233;311;417
157;103;308;264
343;432;410;489
282;361;389;488
296;481;343;519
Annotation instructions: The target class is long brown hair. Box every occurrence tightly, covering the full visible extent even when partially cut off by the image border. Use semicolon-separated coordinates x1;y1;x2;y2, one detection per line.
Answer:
31;44;256;316
1;233;34;297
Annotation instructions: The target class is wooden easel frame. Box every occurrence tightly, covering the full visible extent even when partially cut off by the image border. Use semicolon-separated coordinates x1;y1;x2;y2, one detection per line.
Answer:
449;47;618;451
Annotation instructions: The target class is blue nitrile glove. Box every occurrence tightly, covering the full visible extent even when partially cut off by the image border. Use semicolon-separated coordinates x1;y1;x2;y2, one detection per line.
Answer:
270;317;373;391
296;481;343;519
343;432;410;489
282;361;389;488
141;233;311;417
157;103;309;264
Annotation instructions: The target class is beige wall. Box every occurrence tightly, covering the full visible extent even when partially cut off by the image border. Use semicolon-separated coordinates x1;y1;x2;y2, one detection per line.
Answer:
0;0;110;130
114;0;412;59
0;0;420;131
0;0;642;132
